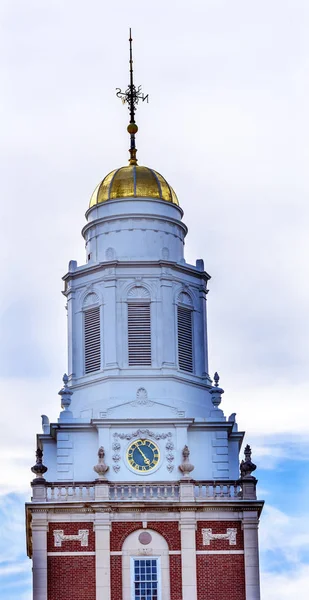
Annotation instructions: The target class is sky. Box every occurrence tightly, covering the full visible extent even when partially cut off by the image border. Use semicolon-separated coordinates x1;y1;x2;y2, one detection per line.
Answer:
0;0;308;598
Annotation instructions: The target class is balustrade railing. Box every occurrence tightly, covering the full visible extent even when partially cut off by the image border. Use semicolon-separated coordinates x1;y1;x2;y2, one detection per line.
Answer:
39;480;245;503
46;484;95;502
109;482;179;501
194;481;241;500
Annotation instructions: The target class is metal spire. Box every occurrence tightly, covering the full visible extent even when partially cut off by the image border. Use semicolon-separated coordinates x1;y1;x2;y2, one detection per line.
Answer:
116;28;149;165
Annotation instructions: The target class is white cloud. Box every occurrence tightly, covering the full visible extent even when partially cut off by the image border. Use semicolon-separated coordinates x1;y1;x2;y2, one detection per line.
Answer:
260;504;309;563
261;565;309;600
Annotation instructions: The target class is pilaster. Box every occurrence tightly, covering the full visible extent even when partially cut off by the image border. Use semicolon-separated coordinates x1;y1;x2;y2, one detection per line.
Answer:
94;512;111;600
32;512;48;600
243;511;261;600
179;511;197;600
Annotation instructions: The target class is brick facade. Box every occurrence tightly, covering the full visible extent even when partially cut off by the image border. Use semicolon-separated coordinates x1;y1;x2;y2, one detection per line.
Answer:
110;555;122;600
43;517;247;600
196;554;245;600
170;554;182;600
47;556;96;600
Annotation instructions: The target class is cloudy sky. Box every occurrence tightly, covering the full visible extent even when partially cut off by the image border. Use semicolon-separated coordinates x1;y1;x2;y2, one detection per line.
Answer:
0;1;308;598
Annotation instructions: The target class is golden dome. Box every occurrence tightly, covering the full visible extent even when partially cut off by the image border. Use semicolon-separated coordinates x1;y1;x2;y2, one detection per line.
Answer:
89;165;179;208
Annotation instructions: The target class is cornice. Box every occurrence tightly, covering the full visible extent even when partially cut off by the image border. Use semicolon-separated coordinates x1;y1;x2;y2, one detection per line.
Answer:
81;212;188;239
62;260;210;286
68;371;213;393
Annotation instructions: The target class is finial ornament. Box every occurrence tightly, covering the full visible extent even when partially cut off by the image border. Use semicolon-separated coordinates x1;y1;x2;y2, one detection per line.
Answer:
178;445;195;478
93;447;109;480
214;372;220;387
58;373;73;419
31;447;48;484
116;28;149;165
240;444;257;479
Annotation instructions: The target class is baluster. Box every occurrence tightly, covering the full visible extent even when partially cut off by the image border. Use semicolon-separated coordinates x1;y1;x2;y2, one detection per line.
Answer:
142;485;146;499
171;485;175;498
128;486;132;499
164;486;168;498
198;484;203;498
157;486;161;499
219;484;224;497
206;484;210;498
120;486;124;499
50;487;55;501
150;485;153;498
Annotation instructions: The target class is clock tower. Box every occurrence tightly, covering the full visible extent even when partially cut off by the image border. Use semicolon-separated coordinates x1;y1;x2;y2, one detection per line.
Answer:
26;32;263;600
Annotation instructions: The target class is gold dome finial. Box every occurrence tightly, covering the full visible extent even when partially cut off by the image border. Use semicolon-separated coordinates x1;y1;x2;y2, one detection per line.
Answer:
116;29;149;166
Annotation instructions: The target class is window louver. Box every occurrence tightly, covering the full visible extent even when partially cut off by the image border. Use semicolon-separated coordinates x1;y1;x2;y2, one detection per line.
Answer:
128;302;151;366
177;305;193;372
84;306;101;374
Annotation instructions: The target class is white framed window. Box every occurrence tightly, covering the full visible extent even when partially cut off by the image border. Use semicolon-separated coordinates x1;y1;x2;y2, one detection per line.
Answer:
128;302;152;366
177;304;193;372
84;305;101;374
131;557;160;600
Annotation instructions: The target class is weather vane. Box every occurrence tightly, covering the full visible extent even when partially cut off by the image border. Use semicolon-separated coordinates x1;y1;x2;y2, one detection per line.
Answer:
116;28;149;165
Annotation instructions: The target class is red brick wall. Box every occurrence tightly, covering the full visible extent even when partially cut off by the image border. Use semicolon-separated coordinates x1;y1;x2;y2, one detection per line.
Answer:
47;556;95;600
148;521;181;551
110;520;180;551
170;554;182;600
110;555;122;600
110;521;143;552
196;521;244;551
48;522;95;552
196;554;245;600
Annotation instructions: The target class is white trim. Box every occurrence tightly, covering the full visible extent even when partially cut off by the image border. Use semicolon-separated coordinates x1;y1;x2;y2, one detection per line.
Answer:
168;550;181;555
110;551;122;555
196;550;244;555
48;551;95;556
130;555;161;600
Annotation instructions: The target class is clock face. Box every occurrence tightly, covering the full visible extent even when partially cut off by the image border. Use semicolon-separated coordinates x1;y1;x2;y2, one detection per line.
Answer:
127;439;160;473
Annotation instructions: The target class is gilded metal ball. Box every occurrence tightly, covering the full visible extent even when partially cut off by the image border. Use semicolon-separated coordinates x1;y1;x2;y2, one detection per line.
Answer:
127;123;138;134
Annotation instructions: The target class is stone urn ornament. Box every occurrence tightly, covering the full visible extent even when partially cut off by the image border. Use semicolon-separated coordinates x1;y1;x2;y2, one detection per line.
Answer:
31;448;48;484
178;445;194;478
93;447;109;480
240;444;257;479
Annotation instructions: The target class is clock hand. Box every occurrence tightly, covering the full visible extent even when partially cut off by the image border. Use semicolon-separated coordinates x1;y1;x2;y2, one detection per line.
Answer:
136;445;151;465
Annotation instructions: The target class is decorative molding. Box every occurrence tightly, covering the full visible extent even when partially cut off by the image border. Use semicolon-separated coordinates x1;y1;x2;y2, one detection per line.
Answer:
53;529;89;548
177;290;193;306
83;291;100;308
105;247;115;260
202;528;237;546
113;429;172;441
127;286;150;299
138;548;153;555
113;464;121;473
130;387;154;407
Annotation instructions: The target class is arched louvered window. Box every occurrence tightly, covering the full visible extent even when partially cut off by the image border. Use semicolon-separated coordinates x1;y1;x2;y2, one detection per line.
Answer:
127;287;152;366
177;292;193;373
83;299;101;374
